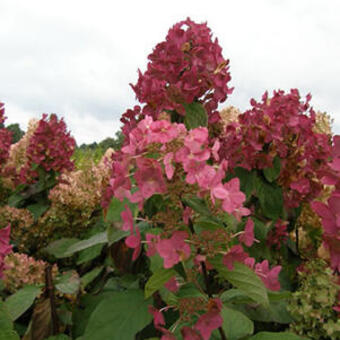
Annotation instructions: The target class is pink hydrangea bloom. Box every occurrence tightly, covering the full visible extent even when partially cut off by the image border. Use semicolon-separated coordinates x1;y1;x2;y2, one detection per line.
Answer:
121;205;134;232
254;260;281;291
164;276;179;292
194;299;223;340
181;327;202;340
239;218;255;247
134;157;167;200
312;191;340;271
211;178;246;215
125;227;141;261
222;245;248;270
156;231;191;268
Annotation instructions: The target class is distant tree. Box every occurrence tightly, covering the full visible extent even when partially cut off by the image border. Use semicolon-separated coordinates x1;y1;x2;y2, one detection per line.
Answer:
6;123;25;144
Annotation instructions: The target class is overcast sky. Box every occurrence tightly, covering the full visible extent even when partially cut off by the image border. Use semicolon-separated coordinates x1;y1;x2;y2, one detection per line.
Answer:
0;0;339;144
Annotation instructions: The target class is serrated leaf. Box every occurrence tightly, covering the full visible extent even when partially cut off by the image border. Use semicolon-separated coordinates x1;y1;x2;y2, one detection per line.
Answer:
234;167;257;199
26;203;49;220
263;157;281;183
82;290;152;340
107;227;129;246
55;271;80;295
176;283;205;299
44;238;79;259
4;285;41;321
255;177;283;220
182;196;211;216
0;301;20;340
64;232;107;257
145;268;176;298
236;300;293;324
76;243;104;265
183;102;208;129
221;306;254;340
247;332;306;340
80;267;104;289
211;260;269;307
45;335;71;340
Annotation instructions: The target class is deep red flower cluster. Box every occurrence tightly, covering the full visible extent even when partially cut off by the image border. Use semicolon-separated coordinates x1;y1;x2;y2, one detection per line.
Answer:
24;114;75;179
0;225;12;278
121;18;232;138
0;103;12;172
219;89;332;207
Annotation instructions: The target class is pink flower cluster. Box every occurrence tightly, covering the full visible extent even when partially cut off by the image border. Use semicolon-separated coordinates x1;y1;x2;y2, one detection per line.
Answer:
121;18;232;138
149;298;223;340
219;89;332;207
0;225;12;278
312;190;340;272
311;136;340;272
108;115;250;266
25;114;75;178
222;244;281;291
0;103;12;172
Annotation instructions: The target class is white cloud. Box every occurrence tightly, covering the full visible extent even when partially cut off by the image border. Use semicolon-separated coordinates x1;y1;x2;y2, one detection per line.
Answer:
1;0;339;143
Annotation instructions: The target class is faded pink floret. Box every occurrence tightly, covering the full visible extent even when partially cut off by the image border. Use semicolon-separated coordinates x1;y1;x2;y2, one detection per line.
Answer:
121;205;134;232
156;231;191;268
312;190;340;271
164;276;179;292
290;178;310;195
222;245;248;270
254;260;281;291
239;218;255;247
125;227;141;261
181;326;202;340
148;306;165;328
148;120;179;144
267;219;288;250
194;298;223;340
134;157;167;200
211;178;246;216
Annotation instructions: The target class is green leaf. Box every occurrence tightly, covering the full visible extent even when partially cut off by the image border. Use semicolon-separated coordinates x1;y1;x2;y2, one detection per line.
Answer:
45;335;71;340
221;306;254;340
183;102;208;129
211;260;269;307
182;196;211;216
64;232;108;257
82;290;152;340
263;157;281;183
80;267;104;289
0;301;20;340
26;203;49;220
194;217;223;232
55;271;80;295
176;283;205;299
236;300;293;324
220;289;254;304
255;178;284;220
234;167;257;199
76;244;104;265
247;332;306;340
4;285;41;321
44;238;79;259
145;268;176;298
107;227;129;246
